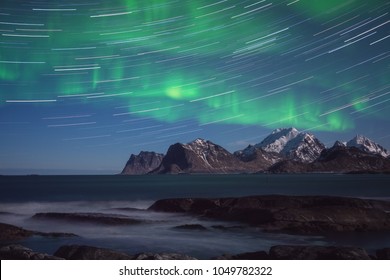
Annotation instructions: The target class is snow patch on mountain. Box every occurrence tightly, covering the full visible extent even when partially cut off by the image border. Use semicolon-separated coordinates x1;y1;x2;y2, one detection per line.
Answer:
183;138;223;167
255;127;300;154
333;141;347;148
347;135;390;158
254;128;325;163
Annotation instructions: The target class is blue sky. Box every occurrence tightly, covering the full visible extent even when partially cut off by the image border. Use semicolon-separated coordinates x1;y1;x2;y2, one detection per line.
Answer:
1;0;389;174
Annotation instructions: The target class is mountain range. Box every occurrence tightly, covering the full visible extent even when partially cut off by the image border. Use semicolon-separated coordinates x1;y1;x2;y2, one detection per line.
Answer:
121;128;390;175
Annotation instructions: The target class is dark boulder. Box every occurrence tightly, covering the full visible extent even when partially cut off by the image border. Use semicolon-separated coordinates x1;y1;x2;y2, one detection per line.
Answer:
53;245;198;260
173;224;208;231
149;198;220;213
35;232;78;238
205;207;273;225
32;212;143;225
215;251;269;260
133;252;197;260
54;245;133;260
269;245;370;260
376;248;390;260
149;195;390;234
0;222;76;241
211;225;246;230
0;223;33;241
0;244;62;260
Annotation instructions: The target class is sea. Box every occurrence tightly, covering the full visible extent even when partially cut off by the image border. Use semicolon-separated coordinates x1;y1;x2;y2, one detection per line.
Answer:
0;174;389;259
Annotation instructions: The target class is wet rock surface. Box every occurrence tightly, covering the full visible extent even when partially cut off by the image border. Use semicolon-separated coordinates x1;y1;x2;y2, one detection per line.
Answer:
1;243;387;260
54;245;133;260
173;224;208;230
133;252;197;260
376;248;390;260
0;244;62;260
53;245;198;260
213;245;374;260
269;245;371;260
32;212;143;225
149;195;390;234
0;222;77;241
0;223;34;241
215;251;269;260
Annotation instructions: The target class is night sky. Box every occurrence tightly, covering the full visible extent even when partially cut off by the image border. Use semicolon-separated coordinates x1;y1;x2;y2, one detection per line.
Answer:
0;0;389;174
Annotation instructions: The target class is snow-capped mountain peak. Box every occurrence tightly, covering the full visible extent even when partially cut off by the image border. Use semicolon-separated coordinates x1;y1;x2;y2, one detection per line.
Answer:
347;135;390;158
254;127;325;163
121;130;390;174
257;127;300;153
185;138;212;152
333;140;347;148
183;138;233;165
190;138;208;146
273;127;299;134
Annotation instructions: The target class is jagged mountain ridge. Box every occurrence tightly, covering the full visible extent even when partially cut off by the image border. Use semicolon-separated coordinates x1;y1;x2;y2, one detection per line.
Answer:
121;151;164;175
233;145;283;171
152;138;247;174
121;128;390;174
347;135;390;158
254;127;326;163
270;142;390;173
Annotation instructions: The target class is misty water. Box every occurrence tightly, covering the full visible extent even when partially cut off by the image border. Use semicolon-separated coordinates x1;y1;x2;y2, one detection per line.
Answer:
1;174;390;259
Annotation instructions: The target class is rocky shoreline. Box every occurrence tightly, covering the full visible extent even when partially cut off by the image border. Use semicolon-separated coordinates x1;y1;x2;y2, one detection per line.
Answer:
1;242;390;260
1;195;390;260
149;195;390;234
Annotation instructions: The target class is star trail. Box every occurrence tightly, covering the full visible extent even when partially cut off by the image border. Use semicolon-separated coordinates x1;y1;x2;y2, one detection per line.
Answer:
0;0;389;173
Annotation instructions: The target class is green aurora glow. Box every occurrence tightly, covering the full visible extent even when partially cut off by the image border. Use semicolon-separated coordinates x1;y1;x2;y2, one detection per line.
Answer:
1;0;389;133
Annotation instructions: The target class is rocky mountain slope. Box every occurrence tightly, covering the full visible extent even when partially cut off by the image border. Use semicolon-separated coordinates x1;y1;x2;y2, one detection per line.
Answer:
121;128;390;174
269;142;390;173
121;151;164;175
152;139;246;174
233;146;283;171
347;135;390;158
253;127;326;163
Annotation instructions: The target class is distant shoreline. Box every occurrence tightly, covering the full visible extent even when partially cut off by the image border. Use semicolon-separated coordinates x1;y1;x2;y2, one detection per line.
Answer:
1;171;390;177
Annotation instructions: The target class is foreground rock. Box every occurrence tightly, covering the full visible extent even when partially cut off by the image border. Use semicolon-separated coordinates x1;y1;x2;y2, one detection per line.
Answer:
173;224;208;231
269;245;370;260
149;195;390;234
54;245;133;260
0;245;62;260
215;251;269;260
54;245;197;260
32;212;143;225
0;223;33;241
0;243;384;260
0;222;77;241
133;252;197;260
376;248;390;260
214;245;372;260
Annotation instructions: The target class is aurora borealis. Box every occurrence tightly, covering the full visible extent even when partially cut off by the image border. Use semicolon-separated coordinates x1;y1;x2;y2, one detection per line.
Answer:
0;0;389;173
